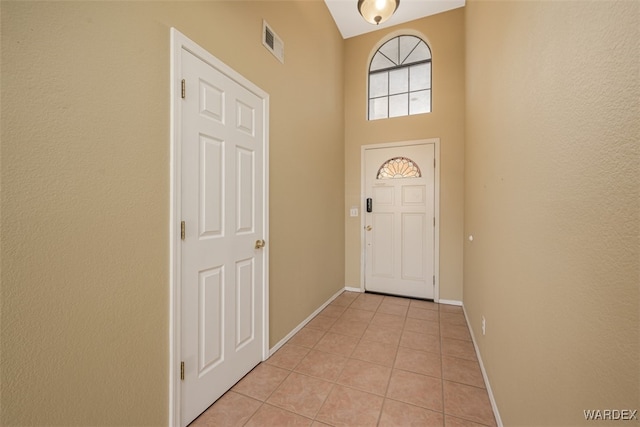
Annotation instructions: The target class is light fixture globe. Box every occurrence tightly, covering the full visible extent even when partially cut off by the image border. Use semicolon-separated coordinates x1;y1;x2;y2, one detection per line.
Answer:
357;0;400;25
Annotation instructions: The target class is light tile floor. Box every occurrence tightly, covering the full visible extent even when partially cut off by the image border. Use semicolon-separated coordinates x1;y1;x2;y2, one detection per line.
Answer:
191;291;497;426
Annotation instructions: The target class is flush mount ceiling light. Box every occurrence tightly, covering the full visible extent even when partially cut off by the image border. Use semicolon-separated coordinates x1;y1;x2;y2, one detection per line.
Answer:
357;0;400;25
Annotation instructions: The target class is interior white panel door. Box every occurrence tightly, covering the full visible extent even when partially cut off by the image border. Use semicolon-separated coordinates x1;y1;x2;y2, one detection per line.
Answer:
364;144;435;299
180;47;265;427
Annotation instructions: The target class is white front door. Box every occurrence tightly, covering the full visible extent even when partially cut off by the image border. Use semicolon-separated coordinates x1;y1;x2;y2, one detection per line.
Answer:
364;143;436;299
178;41;268;427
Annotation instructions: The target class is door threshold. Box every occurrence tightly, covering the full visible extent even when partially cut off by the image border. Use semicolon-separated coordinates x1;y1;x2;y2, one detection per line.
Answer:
363;290;434;302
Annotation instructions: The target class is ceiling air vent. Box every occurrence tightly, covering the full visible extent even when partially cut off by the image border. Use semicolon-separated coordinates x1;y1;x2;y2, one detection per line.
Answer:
262;20;284;64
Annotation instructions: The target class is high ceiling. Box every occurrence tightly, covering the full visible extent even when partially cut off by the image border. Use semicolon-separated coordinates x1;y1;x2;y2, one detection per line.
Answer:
324;0;465;39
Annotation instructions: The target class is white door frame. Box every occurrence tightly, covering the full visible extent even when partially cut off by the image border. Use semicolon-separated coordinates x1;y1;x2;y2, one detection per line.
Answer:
360;139;440;301
168;28;270;427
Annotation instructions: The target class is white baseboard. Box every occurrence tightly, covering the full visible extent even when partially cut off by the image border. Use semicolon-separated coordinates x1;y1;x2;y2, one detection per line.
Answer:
344;286;363;293
462;305;504;427
438;299;462;306
268;287;345;356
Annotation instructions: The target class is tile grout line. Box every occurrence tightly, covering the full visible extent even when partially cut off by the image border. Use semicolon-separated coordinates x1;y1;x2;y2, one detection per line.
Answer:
328;292;393;426
441;305;496;427
439;303;447;424
376;296;409;426
311;292;360;425
237;355;298;426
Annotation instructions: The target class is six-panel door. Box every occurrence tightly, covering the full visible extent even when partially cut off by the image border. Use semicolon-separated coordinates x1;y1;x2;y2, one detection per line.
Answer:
180;48;265;427
364;144;435;299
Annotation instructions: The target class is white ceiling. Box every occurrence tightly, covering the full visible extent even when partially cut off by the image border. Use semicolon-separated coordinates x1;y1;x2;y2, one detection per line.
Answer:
324;0;465;39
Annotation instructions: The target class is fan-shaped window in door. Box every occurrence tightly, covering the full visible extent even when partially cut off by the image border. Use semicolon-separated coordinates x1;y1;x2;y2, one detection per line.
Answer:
368;35;432;120
377;157;422;179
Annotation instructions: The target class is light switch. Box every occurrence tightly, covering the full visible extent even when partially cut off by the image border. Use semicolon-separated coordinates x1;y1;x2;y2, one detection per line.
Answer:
349;207;359;217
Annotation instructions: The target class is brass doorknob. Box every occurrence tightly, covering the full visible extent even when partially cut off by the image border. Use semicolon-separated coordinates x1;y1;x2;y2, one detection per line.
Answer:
255;239;266;249
365;225;372;231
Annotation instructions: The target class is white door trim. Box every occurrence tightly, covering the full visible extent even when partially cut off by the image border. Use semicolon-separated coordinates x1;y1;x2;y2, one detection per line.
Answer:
169;28;270;427
360;139;440;301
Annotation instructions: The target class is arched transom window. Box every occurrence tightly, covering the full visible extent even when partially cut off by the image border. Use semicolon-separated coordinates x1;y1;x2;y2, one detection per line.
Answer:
368;35;432;120
377;157;422;179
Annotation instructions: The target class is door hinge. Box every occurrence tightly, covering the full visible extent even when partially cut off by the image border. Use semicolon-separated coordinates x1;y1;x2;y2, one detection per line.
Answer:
180;361;185;380
433;276;436;286
181;79;186;99
181;221;185;240
433;217;436;227
434;158;436;168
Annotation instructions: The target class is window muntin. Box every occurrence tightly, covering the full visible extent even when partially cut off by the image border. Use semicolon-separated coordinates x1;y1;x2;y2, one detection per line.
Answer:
368;35;432;120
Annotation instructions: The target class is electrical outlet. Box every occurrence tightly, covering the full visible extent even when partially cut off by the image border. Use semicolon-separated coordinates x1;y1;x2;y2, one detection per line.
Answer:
481;316;486;336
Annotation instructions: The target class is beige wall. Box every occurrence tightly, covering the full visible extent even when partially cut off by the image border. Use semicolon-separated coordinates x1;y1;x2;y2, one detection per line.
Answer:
464;1;639;425
0;1;344;425
344;9;466;301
